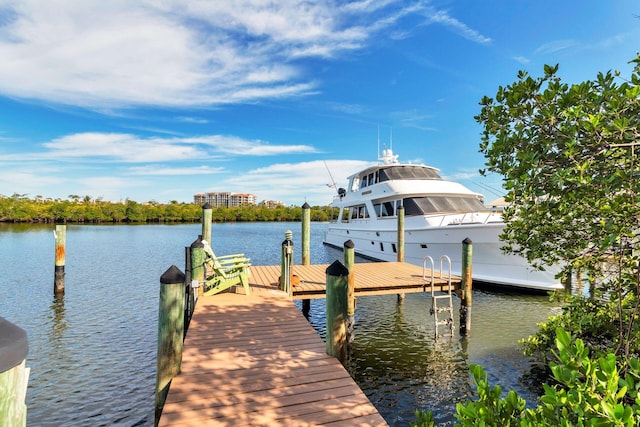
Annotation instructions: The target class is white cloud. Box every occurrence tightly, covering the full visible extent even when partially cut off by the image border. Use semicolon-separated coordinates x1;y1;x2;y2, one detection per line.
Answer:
36;132;317;162
0;1;485;109
513;56;530;64
128;165;225;176
390;109;438;132
427;10;491;45
43;133;206;162
534;39;577;55
223;159;373;205
185;135;318;156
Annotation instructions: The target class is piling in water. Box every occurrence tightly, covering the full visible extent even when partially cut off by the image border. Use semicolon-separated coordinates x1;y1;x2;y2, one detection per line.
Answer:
54;224;66;295
397;205;405;263
201;203;212;246
301;203;311;314
325;260;349;365
301;202;311;266
459;238;473;335
155;265;185;425
396;206;405;302
343;240;356;352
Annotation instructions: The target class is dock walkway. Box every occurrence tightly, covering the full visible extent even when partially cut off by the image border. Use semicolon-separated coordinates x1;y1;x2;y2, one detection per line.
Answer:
160;262;460;426
249;261;459;299
159;292;387;426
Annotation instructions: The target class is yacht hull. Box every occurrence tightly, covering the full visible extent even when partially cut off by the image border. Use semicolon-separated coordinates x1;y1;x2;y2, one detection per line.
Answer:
323;219;562;292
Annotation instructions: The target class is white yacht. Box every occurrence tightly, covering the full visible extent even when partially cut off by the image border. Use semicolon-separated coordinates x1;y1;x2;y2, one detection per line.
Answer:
323;148;563;292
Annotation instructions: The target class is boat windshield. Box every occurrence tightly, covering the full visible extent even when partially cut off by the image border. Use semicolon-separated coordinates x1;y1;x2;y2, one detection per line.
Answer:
378;166;441;182
403;196;485;215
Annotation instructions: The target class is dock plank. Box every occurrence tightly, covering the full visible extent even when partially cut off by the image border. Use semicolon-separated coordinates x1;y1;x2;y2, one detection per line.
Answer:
160;293;387;427
160;261;460;426
248;261;460;299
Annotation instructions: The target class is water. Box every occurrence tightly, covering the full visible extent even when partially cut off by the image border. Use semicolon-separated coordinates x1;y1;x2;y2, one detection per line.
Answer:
0;222;560;426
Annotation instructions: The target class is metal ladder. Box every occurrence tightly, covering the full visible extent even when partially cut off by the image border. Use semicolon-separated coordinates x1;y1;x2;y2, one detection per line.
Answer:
423;255;454;338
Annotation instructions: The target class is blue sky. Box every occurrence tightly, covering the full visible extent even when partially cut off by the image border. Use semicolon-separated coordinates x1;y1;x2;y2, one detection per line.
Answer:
0;1;638;206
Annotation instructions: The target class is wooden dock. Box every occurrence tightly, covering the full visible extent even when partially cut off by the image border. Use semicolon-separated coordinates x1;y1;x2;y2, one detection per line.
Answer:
159;292;388;426
159;261;461;426
248;261;460;299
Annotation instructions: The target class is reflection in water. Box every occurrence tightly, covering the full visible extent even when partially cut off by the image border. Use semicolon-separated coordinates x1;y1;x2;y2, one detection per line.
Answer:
0;223;560;426
49;294;66;342
300;289;556;426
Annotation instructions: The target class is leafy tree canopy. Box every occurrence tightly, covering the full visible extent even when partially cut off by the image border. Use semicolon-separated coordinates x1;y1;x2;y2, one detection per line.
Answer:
476;56;640;283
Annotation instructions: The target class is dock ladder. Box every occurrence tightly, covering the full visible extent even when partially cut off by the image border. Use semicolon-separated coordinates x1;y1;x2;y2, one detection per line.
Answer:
423;255;454;338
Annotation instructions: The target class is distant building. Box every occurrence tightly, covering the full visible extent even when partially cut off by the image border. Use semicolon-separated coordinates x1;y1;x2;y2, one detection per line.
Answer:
194;192;256;207
259;199;285;208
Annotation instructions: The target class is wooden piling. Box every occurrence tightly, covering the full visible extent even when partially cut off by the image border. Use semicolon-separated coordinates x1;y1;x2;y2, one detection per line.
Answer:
0;317;29;426
397;205;405;263
190;236;205;298
156;265;185;425
188;236;205;323
301;203;311;314
201;203;212;245
460;238;473;335
396;206;405;302
301;202;311;266
280;230;293;296
343;240;356;351
325;260;349;365
301;299;311;318
54;223;66;295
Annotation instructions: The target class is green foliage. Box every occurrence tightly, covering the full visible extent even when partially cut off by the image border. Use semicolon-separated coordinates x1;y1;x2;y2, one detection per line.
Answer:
476;54;640;361
454;365;527;426
476;55;640;278
411;408;435;427
414;328;640;426
529;328;640;426
521;293;640;363
0;194;337;224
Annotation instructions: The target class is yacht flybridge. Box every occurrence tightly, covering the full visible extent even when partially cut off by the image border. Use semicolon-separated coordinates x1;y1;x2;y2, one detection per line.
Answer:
322;148;562;292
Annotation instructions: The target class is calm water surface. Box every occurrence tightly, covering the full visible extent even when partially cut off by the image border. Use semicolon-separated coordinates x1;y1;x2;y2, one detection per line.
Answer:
0;222;560;426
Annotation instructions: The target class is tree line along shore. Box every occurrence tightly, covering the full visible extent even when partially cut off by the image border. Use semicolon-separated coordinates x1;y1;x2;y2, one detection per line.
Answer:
0;195;337;223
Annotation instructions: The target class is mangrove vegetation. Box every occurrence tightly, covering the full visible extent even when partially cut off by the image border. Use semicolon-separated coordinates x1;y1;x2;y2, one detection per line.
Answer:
0;194;337;223
415;54;640;426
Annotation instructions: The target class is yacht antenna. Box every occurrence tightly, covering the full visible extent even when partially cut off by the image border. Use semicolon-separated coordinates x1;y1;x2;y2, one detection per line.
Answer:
324;160;338;193
389;127;393;151
377;126;380;160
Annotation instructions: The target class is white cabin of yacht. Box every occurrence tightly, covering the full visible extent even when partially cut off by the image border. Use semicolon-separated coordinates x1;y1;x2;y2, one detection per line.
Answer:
332;149;490;226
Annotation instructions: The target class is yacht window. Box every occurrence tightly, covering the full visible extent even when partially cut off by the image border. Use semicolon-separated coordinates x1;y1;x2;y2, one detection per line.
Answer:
374;171;379;184
351;177;360;192
361;179;367;189
403;196;485;215
368;173;374;186
380;201;395;217
374;204;382;217
378;165;442;182
350;205;369;219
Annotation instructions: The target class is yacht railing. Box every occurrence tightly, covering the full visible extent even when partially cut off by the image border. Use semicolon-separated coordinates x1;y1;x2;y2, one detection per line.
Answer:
439;211;501;227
